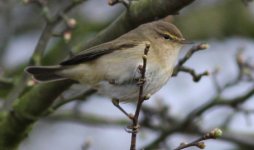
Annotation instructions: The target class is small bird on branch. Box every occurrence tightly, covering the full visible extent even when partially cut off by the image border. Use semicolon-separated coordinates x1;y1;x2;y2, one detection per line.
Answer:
25;20;190;102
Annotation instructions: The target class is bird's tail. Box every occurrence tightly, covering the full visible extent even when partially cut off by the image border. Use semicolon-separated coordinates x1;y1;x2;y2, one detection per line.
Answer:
25;66;66;82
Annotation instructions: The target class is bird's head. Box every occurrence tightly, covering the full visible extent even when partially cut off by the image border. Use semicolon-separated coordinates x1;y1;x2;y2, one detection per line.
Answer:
138;20;191;49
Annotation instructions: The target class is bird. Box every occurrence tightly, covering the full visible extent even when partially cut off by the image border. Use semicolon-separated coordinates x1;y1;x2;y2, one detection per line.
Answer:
25;20;189;102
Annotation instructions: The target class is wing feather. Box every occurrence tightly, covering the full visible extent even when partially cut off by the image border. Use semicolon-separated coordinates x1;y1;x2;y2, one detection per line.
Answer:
60;40;140;66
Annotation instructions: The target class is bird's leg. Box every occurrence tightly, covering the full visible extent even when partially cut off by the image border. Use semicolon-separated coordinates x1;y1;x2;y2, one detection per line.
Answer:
136;77;146;86
125;124;140;133
112;98;134;120
112;99;140;133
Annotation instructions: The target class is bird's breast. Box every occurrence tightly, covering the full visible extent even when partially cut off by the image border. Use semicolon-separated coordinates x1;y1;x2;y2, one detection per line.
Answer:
96;63;172;102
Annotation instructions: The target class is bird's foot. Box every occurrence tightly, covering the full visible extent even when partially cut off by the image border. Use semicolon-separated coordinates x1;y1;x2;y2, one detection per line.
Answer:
125;124;140;133
136;78;146;86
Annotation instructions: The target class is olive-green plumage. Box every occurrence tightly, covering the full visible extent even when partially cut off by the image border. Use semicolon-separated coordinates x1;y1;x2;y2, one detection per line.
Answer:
26;20;188;101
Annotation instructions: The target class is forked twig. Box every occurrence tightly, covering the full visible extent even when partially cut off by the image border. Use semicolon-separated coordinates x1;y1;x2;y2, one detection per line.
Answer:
173;43;209;82
177;66;209;82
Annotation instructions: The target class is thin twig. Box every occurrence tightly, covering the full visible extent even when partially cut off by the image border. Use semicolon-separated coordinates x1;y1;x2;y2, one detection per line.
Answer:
129;43;150;150
144;84;254;149
172;43;209;81
174;128;223;150
177;43;209;67
211;50;253;95
48;109;254;149
176;66;209;82
210;67;222;93
53;0;87;24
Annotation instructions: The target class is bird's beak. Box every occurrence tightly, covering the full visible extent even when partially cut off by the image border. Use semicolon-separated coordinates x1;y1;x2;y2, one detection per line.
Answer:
178;38;194;44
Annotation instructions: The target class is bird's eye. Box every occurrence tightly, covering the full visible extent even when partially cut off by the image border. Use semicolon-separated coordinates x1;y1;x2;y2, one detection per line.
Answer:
163;34;171;40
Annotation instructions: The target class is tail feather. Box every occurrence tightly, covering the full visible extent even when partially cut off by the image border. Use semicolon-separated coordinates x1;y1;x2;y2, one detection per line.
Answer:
25;66;66;82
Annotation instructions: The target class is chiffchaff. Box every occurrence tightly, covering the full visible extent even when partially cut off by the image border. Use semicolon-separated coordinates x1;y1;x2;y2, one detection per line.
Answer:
26;20;189;102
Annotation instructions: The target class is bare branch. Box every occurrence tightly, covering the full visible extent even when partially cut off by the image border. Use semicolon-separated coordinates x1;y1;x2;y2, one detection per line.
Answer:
178;44;209;67
129;43;150;150
44;89;97;116
174;128;223;150
176;66;209;82
172;43;210;81
144;82;254;149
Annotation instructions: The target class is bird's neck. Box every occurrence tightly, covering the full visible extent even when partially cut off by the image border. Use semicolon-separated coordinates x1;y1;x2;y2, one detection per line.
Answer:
152;41;181;70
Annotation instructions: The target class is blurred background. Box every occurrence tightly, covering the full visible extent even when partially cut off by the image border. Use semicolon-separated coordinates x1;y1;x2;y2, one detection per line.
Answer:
0;0;254;150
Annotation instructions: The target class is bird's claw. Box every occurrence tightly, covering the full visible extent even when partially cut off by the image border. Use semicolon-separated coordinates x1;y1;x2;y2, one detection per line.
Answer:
125;124;140;133
136;78;146;86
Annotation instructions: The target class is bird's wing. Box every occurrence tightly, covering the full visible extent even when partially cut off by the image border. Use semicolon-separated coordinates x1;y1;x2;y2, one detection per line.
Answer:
60;40;141;66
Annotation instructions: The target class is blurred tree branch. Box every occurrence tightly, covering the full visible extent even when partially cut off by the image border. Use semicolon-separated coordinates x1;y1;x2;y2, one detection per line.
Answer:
143;50;254;149
2;0;87;111
44;89;96;116
174;128;222;150
48;111;254;149
174;0;254;40
0;1;14;62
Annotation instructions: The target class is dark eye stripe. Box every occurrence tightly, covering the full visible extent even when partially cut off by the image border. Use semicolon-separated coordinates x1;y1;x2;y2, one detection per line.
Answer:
163;34;172;40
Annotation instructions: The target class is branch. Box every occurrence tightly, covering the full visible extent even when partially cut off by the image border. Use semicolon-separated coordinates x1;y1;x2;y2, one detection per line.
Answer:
28;0;86;65
2;0;86;110
47;109;254;149
177;44;209;67
173;43;210;82
0;0;197;149
129;43;150;150
178;128;254;149
47;111;129;127
176;66;209;82
82;0;196;49
144;85;254;149
174;128;223;150
44;89;97;116
0;80;73;149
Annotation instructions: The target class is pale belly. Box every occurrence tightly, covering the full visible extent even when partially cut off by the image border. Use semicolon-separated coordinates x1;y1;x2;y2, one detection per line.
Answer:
95;67;172;102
